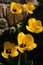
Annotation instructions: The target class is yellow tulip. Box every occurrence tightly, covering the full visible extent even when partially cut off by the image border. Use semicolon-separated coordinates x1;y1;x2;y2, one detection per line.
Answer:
10;2;22;14
17;32;37;53
1;41;19;58
26;18;43;33
23;2;36;14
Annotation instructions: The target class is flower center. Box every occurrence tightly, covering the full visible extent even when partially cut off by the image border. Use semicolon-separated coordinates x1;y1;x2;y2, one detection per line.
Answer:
6;49;11;54
13;9;17;12
20;44;26;48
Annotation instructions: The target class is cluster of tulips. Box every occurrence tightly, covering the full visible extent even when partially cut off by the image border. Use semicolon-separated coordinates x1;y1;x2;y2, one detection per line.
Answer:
1;2;43;59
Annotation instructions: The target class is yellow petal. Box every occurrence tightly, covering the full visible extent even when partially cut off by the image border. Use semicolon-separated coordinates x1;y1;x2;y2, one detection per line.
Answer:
17;32;25;45
27;10;33;14
31;43;37;48
17;46;25;53
26;25;43;33
33;20;42;28
1;52;9;58
26;46;34;51
28;18;36;27
25;43;37;51
34;27;43;33
26;25;35;33
23;34;34;46
10;2;16;14
10;50;19;57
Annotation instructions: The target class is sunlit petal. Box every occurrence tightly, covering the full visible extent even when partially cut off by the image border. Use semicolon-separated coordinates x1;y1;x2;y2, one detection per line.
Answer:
28;18;36;27
23;34;34;46
17;32;25;45
17;46;25;53
1;52;9;58
23;2;36;14
10;50;19;57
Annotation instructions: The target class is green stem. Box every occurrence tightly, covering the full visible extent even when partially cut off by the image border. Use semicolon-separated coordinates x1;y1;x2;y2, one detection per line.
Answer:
31;60;33;65
18;54;21;65
25;53;27;62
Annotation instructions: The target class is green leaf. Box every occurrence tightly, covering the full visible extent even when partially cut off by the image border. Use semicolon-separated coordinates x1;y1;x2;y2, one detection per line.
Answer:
17;24;21;28
10;27;16;34
5;56;18;65
0;62;4;65
17;22;24;29
25;60;33;65
18;53;27;65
